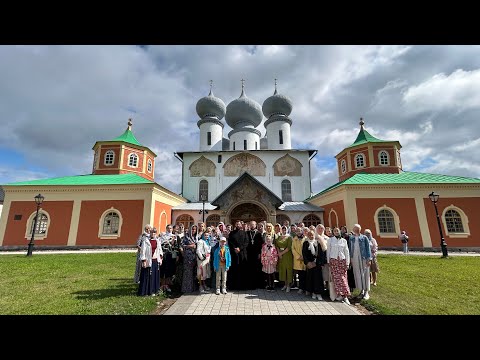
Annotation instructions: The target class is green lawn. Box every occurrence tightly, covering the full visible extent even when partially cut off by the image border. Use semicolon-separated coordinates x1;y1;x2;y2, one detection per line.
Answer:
362;254;480;314
0;253;162;315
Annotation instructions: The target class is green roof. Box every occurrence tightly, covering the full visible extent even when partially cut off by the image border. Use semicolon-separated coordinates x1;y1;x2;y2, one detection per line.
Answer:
307;171;480;200
346;127;393;149
111;128;142;146
5;174;154;186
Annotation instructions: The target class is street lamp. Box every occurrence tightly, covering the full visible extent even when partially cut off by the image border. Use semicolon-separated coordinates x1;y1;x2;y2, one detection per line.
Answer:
199;193;208;223
27;193;45;257
428;191;448;258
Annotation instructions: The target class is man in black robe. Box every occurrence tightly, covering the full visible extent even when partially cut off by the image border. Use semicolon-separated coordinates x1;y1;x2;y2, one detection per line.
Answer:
246;220;264;289
227;220;249;290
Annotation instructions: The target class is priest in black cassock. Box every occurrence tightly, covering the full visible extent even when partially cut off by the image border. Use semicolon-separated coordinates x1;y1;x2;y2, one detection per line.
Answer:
227;220;249;290
246;220;264;289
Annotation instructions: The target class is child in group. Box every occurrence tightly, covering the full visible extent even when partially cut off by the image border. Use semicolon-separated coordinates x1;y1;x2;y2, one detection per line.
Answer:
213;237;231;295
196;227;212;293
261;234;279;292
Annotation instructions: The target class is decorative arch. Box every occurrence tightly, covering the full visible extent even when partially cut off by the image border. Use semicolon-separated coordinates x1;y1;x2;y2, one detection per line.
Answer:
354;153;365;168
273;154;303;176
189;156;216;177
374;205;400;237
328;209;339;229
104;150;115;166
175;214;194;230
199;179;208;200
128;153;138;168
206;214;220;228
223;153;266;176
227;200;269;225
160;211;168;232
340;159;346;174
441;205;470;237
379;150;390;166
98;207;123;239
25;209;51;240
281;179;292;201
303;214;321;227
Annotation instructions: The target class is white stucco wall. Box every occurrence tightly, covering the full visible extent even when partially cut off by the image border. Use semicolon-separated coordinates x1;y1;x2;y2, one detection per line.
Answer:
199;122;223;151
0;204;3;222
182;150;312;202
266;121;291;150
229;131;260;151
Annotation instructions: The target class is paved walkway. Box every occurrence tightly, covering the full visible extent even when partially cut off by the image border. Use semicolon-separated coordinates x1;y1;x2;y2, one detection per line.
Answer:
164;289;362;315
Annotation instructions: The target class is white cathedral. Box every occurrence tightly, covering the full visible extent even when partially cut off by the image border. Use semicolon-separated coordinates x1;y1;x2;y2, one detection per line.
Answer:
171;81;323;229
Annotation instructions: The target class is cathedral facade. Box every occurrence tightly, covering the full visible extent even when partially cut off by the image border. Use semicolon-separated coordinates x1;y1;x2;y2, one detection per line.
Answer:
171;81;324;229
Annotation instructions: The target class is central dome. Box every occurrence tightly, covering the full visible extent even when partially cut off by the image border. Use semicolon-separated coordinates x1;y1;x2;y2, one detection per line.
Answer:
196;91;226;120
225;90;263;128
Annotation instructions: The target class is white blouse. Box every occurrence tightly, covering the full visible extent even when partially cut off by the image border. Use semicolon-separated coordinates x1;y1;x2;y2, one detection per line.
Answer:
327;236;350;267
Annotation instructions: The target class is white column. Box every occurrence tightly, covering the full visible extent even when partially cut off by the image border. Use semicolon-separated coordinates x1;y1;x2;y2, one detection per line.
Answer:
415;196;433;247
67;200;82;246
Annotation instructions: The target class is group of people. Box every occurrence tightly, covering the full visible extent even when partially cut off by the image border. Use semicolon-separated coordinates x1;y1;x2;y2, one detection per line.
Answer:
133;220;381;305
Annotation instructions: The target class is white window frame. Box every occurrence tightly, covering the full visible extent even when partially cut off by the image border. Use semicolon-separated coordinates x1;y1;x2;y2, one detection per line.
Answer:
104;150;115;166
25;210;51;240
128;153;139;168
98;208;123;239
378;150;390;166
354;153;365;168
341;159;347;174
147;159;152;173
374;205;400;238
281;179;292;202
328;208;339;229
441;205;470;238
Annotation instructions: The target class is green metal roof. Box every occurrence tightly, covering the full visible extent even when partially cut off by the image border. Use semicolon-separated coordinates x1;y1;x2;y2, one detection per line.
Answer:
111;128;142;146
307;171;480;200
5;174;154;186
346;127;392;149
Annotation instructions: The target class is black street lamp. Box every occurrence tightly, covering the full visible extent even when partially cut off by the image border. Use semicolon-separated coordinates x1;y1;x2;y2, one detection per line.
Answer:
199;193;208;223
26;193;45;257
428;191;448;258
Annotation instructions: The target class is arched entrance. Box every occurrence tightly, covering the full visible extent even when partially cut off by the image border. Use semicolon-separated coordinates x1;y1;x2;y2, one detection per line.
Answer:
229;202;267;224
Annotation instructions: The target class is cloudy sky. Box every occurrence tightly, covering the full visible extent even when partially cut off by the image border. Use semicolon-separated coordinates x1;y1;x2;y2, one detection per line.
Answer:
1;45;479;196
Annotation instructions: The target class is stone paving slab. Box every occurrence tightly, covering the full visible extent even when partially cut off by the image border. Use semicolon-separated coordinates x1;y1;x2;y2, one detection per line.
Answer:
164;289;362;315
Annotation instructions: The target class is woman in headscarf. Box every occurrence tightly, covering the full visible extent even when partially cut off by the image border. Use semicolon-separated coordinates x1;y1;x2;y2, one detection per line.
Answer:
181;224;198;293
315;224;330;296
302;229;325;301
276;225;293;292
327;227;351;304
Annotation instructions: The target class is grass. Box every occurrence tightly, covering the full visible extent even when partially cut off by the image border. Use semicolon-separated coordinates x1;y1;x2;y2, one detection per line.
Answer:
362;254;480;315
0;252;163;315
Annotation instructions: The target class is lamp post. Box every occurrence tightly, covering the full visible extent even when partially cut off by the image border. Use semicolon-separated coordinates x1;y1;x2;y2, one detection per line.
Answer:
428;191;448;258
199;193;208;223
27;193;45;257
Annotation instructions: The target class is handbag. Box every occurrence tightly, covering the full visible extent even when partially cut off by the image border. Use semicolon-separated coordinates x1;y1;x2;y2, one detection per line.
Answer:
306;261;316;269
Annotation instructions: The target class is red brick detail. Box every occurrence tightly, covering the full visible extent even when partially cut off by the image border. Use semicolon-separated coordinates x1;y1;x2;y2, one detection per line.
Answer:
356;198;421;248
423;197;480;247
76;200;144;246
3;201;73;246
320;199;346;229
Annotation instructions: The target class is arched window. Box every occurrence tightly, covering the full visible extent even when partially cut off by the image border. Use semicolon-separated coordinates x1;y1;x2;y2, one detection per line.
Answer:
341;159;346;174
206;214;220;228
176;214;194;230
102;211;120;235
328;209;339;229
303;214;321;228
276;214;290;227
199;179;208;201
147;159;152;173
378;209;395;233
444;209;464;233
281;179;292;201
25;210;51;239
355;153;365;168
92;150;98;172
379;151;389;166
128;153;138;167
104;150;115;165
30;213;48;235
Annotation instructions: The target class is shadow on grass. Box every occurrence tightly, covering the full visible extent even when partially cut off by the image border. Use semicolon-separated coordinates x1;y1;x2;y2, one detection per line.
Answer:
72;278;138;300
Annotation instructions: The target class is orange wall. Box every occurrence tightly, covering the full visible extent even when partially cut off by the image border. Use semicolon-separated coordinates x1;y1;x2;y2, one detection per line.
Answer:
356;198;422;248
153;201;172;233
321;199;345;229
97;145;121;169
3;201;73;246
76;200;144;246
122;146;145;172
423;197;480;247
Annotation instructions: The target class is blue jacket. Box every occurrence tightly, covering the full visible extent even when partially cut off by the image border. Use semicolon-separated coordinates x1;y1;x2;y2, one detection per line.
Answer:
213;245;231;271
348;234;372;260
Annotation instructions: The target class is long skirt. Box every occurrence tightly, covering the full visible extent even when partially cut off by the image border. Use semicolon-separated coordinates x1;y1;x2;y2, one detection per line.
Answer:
150;259;160;295
370;257;380;273
133;250;142;284
329;258;350;298
160;252;176;278
137;266;152;296
305;266;323;294
182;253;197;293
